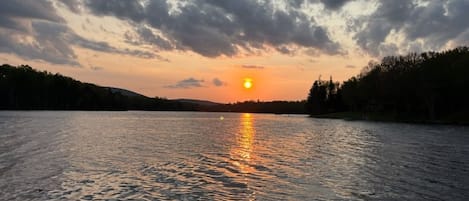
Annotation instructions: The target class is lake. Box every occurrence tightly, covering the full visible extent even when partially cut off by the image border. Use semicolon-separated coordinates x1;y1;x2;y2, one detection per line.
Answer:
0;111;468;200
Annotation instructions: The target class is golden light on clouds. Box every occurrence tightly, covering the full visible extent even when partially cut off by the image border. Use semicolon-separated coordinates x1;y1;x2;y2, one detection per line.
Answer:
9;0;461;103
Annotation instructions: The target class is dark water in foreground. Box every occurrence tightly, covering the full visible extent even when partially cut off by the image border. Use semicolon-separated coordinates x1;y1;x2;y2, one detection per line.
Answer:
0;111;468;200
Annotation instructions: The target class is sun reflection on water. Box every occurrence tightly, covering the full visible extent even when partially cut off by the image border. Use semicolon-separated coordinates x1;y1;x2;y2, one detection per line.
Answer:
226;113;258;200
230;113;256;174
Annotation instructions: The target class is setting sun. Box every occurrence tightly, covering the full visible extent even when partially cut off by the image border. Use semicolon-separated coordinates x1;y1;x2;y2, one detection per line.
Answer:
0;1;467;200
243;78;253;89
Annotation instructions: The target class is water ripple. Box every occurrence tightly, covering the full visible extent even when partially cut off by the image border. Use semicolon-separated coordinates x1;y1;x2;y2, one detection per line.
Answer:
0;111;468;200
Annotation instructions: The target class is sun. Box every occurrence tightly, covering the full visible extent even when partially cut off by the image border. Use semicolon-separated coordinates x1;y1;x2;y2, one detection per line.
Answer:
243;78;253;89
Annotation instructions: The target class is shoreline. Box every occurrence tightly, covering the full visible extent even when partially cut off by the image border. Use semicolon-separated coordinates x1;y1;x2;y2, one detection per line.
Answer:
1;110;467;125
310;112;469;126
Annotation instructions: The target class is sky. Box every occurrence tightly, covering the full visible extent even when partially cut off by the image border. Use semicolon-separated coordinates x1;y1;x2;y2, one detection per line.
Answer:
0;0;468;103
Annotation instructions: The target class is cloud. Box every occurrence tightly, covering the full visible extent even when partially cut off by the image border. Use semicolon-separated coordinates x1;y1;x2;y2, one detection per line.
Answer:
352;0;414;56
212;78;227;87
3;0;468;65
403;1;469;48
0;0;64;27
59;0;82;13
125;25;173;51
0;4;161;66
83;0;342;57
85;0;145;22
0;1;73;65
3;21;156;66
165;78;205;89
319;0;353;10
276;46;295;55
0;26;81;66
241;65;265;69
345;64;356;68
90;65;103;71
352;0;469;57
288;0;353;10
0;0;167;66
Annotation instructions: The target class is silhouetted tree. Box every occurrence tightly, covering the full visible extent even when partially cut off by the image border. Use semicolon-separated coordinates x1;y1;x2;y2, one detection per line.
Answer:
306;46;469;123
0;64;196;111
306;76;344;115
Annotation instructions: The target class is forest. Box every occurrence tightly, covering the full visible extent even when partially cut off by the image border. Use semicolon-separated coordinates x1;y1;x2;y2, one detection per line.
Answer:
306;46;469;123
0;64;196;111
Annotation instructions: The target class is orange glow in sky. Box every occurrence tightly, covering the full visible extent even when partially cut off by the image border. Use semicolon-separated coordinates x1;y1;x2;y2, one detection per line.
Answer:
0;1;462;103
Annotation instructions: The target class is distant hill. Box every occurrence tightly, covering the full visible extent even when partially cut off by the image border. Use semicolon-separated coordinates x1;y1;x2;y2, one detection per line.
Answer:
175;99;222;106
107;87;147;98
0;64;195;111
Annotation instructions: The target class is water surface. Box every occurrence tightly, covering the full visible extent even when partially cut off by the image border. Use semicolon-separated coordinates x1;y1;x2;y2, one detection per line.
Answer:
0;111;468;200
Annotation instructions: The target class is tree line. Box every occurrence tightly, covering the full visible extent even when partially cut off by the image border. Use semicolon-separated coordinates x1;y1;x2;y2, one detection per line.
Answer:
0;64;196;111
0;64;306;113
306;46;469;123
204;100;307;114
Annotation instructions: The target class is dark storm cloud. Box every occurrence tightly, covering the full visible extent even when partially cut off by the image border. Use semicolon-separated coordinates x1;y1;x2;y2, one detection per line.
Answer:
83;0;341;57
212;78;226;87
0;0;160;66
353;0;469;56
165;78;205;89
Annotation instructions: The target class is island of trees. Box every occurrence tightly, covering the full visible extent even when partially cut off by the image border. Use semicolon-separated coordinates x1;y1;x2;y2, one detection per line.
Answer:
306;46;469;124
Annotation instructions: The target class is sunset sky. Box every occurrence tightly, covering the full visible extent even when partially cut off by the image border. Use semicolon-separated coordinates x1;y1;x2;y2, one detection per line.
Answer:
1;0;468;103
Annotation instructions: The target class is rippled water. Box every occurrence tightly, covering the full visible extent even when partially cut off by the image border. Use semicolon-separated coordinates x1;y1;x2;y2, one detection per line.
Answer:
0;111;468;200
